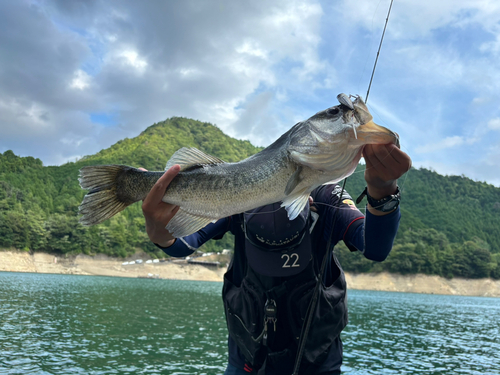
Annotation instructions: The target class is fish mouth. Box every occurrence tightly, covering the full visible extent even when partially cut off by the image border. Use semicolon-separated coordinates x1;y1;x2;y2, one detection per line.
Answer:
354;120;400;148
346;95;399;147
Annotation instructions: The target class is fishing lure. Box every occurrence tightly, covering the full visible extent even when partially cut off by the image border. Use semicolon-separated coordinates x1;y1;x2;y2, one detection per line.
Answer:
336;93;358;139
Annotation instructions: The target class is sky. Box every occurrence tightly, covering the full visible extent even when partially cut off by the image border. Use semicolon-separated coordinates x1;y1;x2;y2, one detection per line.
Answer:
1;0;500;187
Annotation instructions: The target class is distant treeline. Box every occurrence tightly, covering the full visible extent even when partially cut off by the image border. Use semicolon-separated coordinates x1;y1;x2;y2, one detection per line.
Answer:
1;117;499;279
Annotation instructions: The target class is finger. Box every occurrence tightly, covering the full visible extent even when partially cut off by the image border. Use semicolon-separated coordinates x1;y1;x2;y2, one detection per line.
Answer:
145;202;180;230
144;164;181;205
364;144;388;171
156;204;180;225
364;145;398;183
309;196;318;212
160;164;181;186
363;144;374;168
368;144;413;182
368;144;399;170
379;145;412;177
388;145;412;171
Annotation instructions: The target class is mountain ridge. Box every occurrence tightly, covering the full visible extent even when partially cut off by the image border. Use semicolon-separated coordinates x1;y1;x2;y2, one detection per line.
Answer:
1;117;499;279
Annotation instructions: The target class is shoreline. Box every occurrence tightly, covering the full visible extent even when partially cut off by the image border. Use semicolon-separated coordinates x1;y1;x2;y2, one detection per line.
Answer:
1;250;499;297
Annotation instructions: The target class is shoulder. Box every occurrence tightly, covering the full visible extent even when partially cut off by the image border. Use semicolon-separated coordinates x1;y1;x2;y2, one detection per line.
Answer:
312;184;363;221
312;184;350;203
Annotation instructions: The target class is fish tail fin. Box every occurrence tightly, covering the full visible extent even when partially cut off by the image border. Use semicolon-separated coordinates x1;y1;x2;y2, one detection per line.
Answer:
78;165;137;226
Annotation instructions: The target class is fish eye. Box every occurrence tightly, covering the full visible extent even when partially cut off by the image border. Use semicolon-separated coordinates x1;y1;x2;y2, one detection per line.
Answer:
326;107;340;116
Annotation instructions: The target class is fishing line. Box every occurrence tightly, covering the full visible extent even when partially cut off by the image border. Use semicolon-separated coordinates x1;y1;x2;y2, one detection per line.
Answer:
246;201;371;216
396;150;412;195
365;0;394;103
292;178;347;375
292;2;397;371
247;0;397;220
357;0;385;93
243;207;282;215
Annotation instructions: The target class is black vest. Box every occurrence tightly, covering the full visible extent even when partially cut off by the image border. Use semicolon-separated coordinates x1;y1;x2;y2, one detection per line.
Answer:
222;214;348;374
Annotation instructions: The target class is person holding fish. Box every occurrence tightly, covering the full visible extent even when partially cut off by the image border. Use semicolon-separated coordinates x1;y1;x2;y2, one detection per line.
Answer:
79;95;411;374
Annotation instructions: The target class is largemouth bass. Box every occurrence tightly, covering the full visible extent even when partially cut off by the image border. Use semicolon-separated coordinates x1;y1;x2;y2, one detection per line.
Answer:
79;94;399;238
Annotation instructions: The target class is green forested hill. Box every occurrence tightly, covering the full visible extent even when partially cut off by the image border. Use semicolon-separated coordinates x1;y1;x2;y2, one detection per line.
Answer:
337;165;500;279
0;118;261;259
343;164;500;250
1;117;499;279
82;117;260;168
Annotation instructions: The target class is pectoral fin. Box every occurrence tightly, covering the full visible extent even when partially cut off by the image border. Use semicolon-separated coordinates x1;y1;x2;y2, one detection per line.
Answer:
165;147;225;171
281;188;310;220
284;166;303;196
166;208;216;238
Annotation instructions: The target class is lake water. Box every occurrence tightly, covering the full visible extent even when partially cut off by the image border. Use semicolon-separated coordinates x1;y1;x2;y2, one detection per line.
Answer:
0;272;499;374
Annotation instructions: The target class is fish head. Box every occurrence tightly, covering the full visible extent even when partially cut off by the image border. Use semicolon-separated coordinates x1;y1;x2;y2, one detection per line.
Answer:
304;94;399;148
349;95;400;148
288;94;399;176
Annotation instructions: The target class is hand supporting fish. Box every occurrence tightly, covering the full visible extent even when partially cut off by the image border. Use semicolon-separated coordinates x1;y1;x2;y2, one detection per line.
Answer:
79;94;411;238
142;165;181;248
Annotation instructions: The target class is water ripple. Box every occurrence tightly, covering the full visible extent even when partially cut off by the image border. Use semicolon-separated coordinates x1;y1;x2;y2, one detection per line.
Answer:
1;273;499;374
342;290;500;374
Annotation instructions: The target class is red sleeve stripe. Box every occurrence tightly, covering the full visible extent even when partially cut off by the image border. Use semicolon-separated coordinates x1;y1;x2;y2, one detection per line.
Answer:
244;363;253;372
343;216;364;242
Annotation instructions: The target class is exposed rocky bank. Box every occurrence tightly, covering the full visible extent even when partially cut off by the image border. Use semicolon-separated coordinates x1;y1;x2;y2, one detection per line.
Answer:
1;250;499;297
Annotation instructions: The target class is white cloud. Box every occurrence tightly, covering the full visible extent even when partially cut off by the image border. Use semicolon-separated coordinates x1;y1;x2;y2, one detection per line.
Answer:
1;0;500;187
415;135;474;154
119;50;148;71
488;118;500;130
0;98;51;131
178;67;202;79
0;0;330;164
338;0;500;40
236;40;268;59
70;69;91;90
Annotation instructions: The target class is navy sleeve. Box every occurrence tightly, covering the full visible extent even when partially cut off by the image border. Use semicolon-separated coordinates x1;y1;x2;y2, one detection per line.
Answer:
156;217;231;258
345;206;401;261
312;184;400;262
364;207;400;261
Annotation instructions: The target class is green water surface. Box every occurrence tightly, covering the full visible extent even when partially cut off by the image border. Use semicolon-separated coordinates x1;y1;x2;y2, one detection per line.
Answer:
0;272;499;374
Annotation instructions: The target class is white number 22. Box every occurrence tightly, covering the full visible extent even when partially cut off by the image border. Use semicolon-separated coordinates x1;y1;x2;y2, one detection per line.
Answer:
281;253;300;268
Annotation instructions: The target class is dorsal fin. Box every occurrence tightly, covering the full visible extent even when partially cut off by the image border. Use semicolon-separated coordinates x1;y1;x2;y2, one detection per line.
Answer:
165;147;225;171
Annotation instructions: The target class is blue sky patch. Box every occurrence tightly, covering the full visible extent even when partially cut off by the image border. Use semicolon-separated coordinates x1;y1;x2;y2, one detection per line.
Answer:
90;112;118;127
